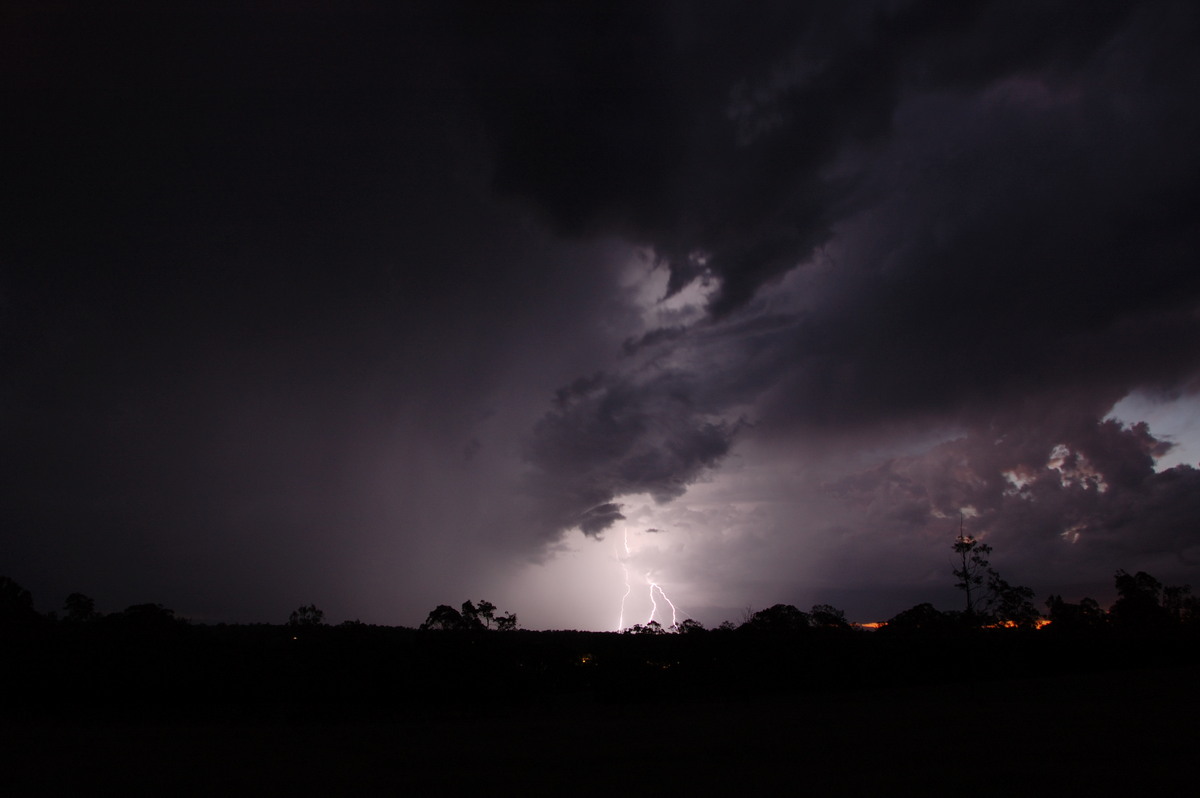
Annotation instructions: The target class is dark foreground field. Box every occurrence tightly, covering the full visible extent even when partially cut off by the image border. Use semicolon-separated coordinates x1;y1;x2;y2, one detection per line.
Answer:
2;626;1197;796
4;667;1196;796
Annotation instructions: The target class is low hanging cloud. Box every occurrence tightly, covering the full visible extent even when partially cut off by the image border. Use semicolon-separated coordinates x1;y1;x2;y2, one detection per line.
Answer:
523;369;739;538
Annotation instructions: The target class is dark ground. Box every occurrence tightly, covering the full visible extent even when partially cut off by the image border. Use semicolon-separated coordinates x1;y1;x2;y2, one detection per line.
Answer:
3;658;1195;796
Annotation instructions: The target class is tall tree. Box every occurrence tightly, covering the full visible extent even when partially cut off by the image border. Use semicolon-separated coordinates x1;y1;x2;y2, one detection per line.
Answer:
952;523;1038;626
460;600;496;630
952;530;993;616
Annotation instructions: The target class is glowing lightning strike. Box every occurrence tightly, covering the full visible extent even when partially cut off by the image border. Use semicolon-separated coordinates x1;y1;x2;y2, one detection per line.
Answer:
616;525;688;632
648;582;680;628
617;527;633;631
617;565;632;632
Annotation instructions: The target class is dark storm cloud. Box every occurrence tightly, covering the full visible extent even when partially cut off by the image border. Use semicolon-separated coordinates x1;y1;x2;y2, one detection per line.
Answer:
461;0;1142;315
764;30;1200;430
525;369;737;539
5;1;1200;627
826;415;1200;585
499;1;1200;545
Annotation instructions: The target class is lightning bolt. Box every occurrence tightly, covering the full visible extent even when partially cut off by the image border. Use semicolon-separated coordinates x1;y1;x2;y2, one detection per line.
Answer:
616;527;633;631
617;565;632;632
617;525;687;631
648;582;680;628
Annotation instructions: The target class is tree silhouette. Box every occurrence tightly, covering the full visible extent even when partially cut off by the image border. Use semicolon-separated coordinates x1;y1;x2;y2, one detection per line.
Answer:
624;620;667;634
952;530;1038;626
883;602;957;634
469;599;497;628
1110;570;1170;629
740;604;810;634
0;576;37;624
62;592;98;624
987;572;1039;628
421;600;518;631
810;604;851;630
1162;584;1196;624
1045;594;1106;632
459;600;490;630
117;603;183;634
288;604;325;627
952;532;993;616
420;604;465;630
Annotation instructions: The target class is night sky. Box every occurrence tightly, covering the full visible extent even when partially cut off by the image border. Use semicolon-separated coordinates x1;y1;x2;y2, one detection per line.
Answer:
5;1;1200;630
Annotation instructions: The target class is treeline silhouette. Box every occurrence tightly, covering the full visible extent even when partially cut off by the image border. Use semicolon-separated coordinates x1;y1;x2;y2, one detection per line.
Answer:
3;559;1199;724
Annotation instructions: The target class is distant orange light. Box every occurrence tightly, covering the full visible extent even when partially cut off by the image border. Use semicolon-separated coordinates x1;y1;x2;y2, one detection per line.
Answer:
983;619;1053;629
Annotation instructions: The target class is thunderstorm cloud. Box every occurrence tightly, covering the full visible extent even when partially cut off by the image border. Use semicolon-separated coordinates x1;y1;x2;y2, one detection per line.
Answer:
3;1;1200;628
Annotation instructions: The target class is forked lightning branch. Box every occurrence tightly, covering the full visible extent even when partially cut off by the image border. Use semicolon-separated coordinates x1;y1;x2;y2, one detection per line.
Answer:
616;526;683;632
